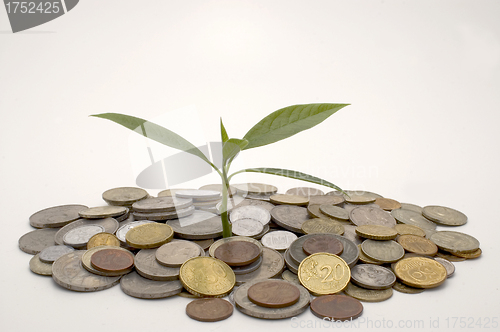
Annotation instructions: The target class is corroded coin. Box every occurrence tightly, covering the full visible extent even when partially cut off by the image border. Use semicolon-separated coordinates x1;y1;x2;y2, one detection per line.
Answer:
186;298;234;322
134;248;180;281
344;282;393;302
261;230;298;251
302;235;344;256
355;225;398;240
247;280;300;308
19;228;58;254
270;205;310;233
167;214;223;240
301;218;345;235
39;245;75;263
126;223;174;249
179;256;235;297
422;205;468;226
82;246;134;276
63;224;105;248
392;281;425;294
429;231;480;254
229;205;271;225
132;196;193;213
232;219;264;237
102;187;149;206
78;206;128;219
397;234;438;256
286;187;324;197
29;204;88;228
394;257;447;288
350;206;396;227
391;209;436;230
319;205;350;221
361;239;404;263
374;198;401;211
120;271;183;299
29;254;53;276
235;247;285;285
91;248;135;273
233;183;278;195
433;257;455;277
310;294;363;320
351;264;396;290
155;240;202;267
343;190;383;204
298;253;350;295
214;241;261;266
87;232;120;249
393;224;426;237
270;194;309;206
55;218;119;245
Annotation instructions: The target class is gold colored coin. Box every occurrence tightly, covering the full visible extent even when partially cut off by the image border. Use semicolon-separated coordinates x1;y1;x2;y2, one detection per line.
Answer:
355;225;398;240
393;224;426;237
297;253;350;295
87;232;120;249
357;245;383;265
179;256;235;298
450;248;482;259
394;257;447;289
126;223;173;249
374;198;401;211
270;194;309;206
397;235;438;256
301;218;345;235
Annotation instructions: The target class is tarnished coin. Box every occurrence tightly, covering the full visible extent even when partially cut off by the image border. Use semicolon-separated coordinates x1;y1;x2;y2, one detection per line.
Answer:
63;224;105;248
52;251;121;292
270;205;310;233
298;253;351;295
247;280;300;308
361;239;404;263
179;256;235;297
186;298;234;322
232;219;264;237
115;220;155;243
126;223;174;249
351;264;396;290
261;230;298;251
234;279;310;319
199;184;237;197
397;234;438;256
344;282;393;302
270;194;309;206
134;248;179;281
87;232;120;249
29;204;88;228
29;254;53;276
391;209;437;230
19;228;58;254
393;224;426;237
319;205;350;221
91;248;135;273
229;205;271;225
399;203;423;213
374;198;401;211
343;190;383;204
308;195;345;206
120;271;183;299
167;214;223;240
132;196;193;213
214;241;261;267
39;245;75;263
235;247;285;285
175;189;221;200
350;206;396;227
82;246;134;276
78;206;128;219
231;255;263;275
133;205;195;221
286;187;324;197
102;187;149;206
392;281;425;294
302;235;344;256
433;257;455;277
394;257;447;288
429;231;480;254
155;240;202;267
451;248;482;259
55;217;119;245
301;218;345;235
233;183;278;195
422;205;468;226
310;294;363;320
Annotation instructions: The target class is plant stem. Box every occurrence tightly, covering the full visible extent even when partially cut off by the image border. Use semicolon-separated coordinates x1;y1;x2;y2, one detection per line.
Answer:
220;166;232;238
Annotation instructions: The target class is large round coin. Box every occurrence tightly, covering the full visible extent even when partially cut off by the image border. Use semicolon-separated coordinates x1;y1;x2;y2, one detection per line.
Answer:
134;249;179;281
82;246;134;276
155;240;202;267
120;271;183;299
343;190;382;204
270;194;309;206
351;264;396;290
350;206;396;227
355;225;398;240
231;219;264;237
78;206;128;219
394;257;447;288
167;214;223;240
301;218;345;235
247;280;300;308
126;223;174;249
302;235;344;256
233;183;278;195
360;240;404;263
214;241;261;267
391;209;437;230
19;228;58;254
55;217;119;245
186;298;234;322
397;234;438;256
298;253;350;295
180;256;235;297
422;205;467;226
102;187;148;206
429;231;480;254
29;204;88;228
132;196;193;213
344;282;393;302
229;205;271;225
310;294;363;320
270;205;310;233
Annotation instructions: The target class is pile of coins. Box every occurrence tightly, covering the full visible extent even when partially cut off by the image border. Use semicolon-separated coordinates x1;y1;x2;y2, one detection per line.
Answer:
19;185;481;322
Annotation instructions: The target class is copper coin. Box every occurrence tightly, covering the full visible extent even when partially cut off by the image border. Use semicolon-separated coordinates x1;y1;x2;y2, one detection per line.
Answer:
310;294;363;320
247;280;300;308
214;241;261;266
302;235;344;256
186;298;233;322
90;248;134;273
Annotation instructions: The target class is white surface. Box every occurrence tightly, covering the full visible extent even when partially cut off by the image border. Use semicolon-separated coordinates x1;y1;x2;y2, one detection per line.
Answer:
1;1;499;331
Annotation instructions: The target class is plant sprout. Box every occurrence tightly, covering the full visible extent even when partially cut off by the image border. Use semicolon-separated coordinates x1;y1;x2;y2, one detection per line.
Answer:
91;103;349;237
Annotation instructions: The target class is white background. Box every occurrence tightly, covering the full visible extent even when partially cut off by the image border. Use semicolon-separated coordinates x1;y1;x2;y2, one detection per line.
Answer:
1;1;499;331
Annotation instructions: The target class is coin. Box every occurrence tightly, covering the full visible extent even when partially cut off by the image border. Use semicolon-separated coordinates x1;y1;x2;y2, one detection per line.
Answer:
343;190;383;204
63;224;105;248
361;239;404;263
319;205;350;221
247;280;300;308
433;257;455;277
392;281;425;294
134;248;180;281
391;209;437;230
270;194;309;206
199;184;237;197
374;198;401;211
394;257;447;288
179;256;235;297
231;255;263;275
435;250;466;262
192;238;214;250
310;294;363;320
302;235;344;256
298;253;350;295
55;217;119;245
52;251;121;292
133;205;195;221
175;189;221;200
91;248;135;273
126;223;174;249
155;240;202;267
115;220;155;243
422;205;468;226
270;205;310;233
186;298;234;322
281;270;301;285
29;254;53;276
234;279;310;319
29;204;88;228
87;232;120;249
399;203;423;213
81;246;134;276
351;264;396;290
397;234;438;256
78;206;128;219
350;206;396;227
133;196;193;212
451;248;482;259
393;224;426;237
343;202;380;214
214;241;261;266
355;225;398;240
343;282;393;302
341;225;363;246
229;205;271;225
209;236;263;258
307;204;340;220
284;248;299;274
39;245;75;263
19;228;58;254
429;231;480;254
261;230;298;251
102;187;149;206
236;199;275;212
286;187;324;196
357;244;383;265
233;183;278;195
120;271;183;299
167;214;223;240
235;247;285;285
308;195;345;206
232;218;264;237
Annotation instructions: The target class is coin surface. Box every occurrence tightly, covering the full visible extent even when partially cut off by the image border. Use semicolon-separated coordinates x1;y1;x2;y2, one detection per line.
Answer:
39;245;75;263
422;205;467;226
391;209;437;230
393;224;426;237
19;228;58;254
91;248;135;273
270;205;310;233
55;218;119;245
429;231;480;254
78;206;128;219
81;246;134;276
394;257;447;288
270;194;309;206
343;190;382;204
133;205;195;220
357;244;383;265
350;206;396;227
29;204;88;228
120;271;183;299
236;199;275;212
209;236;263;258
87;232;120;249
374;198;401;211
310;294;363;320
231;219;265;237
392;281;426;294
261;230;298;251
284;248;299;274
155;240;202;267
399;203;423;213
186;298;234;322
301;218;345;235
63;224;105;248
247;280;300;308
233;183;278;195
298;253;351;295
433;257;455;277
235;247;285;285
281;270;301;285
179;256;235;297
231;255;263;275
29;254;53;276
132;196;193;213
167;214;223;240
115;220;155;243
302;235;344;256
229;205;271;225
308;195;345;206
286;187;324;196
214;241;261;266
397;234;438;256
199;184;237;197
157;188;193;197
175;189;221;200
343;282;393;302
361;239;405;263
126;223;174;249
134;248;180;281
319;205;350;221
342;225;363;246
451;248;482;259
435;250;466;262
351;264;396;289
355;225;398;240
102;187;149;206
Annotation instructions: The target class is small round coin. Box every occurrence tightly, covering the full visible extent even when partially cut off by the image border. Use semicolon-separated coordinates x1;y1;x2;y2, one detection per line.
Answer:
214;241;261;267
132;196;193;213
397;234;438;256
120;271;183;299
286;187;324;196
343;190;382;204
229;205;271;225
391;209;437;230
422;205;467;226
450;248;482;259
298;253;350;295
186;298;233;322
233;183;278;195
302;235;344;256
179;256;235;297
350;206;396;227
126;223;174;249
394;257;447;288
247;280;300;308
102;187;148;206
310;294;363;320
63;224;105;248
231;218;264;237
393;224;426;237
78;206;128;219
87;232;120;249
261;230;298;251
91;248;135;273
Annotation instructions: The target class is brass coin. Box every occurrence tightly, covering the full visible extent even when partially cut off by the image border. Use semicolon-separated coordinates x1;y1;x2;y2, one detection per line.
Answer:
298;253;350;295
126;223;174;249
450;248;482;259
91;248;134;273
247;280;300;308
310;294;363;320
393;224;426;237
319;204;350;221
394;257;447;288
302;235;344;256
214;241;261;266
397;234;438;256
78;206;128;219
355;225;398;240
29;254;53;276
270;194;309;206
102;187;148;206
179;256;235;297
87;232;120;249
374;198;401;211
361;239;405;263
186;298;233;322
343;282;393;302
301;218;345;235
392;281;425;294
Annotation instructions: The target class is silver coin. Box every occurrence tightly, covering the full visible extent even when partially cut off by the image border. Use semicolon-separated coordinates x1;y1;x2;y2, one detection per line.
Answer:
120;271;183;299
29;204;88;228
236;198;275;211
230;205;271;225
39;245;75;263
232;183;278;195
192;199;221;208
235;247;285;285
433;257;455;278
232;255;263;275
19;228;58;254
167;214;223;240
234;279;309;319
429;231;480;254
351;264;396;290
55;217;119;245
52;251;121;292
216;195;246;214
270;205;310;233
115;220;155;243
350;206;396;227
344;282;393;302
78;206;128;219
81;246;134;277
132;196;193;213
133;205;195;221
29;254;53;276
63;224;105;248
198;184;238;197
398;203;423;213
361;239;405;263
252;223;270;240
134;248;180;281
284;248;299;274
242;193;273;201
102;187;149;206
232;218;264;237
341;224;363;246
319;204;350;221
155;240;202;267
343;202;380;214
286;187;324;197
343;190;383;204
391;209;437;230
308;195;345;206
260;230;298;251
209;236;263;258
175;189;221;200
422;205;467;226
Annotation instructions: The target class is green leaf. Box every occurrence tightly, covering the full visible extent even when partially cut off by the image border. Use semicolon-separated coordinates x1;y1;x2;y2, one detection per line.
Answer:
229;167;345;194
242;103;349;150
223;138;248;165
220;117;229;143
91;113;213;166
